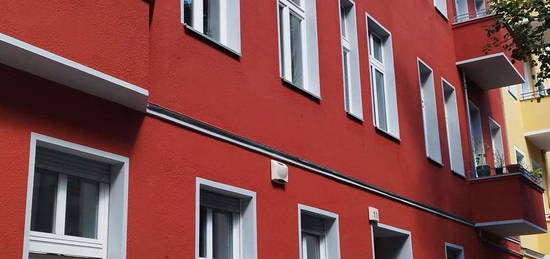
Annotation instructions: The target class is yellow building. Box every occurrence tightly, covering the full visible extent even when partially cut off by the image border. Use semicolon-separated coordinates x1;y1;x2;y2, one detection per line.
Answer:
501;60;550;259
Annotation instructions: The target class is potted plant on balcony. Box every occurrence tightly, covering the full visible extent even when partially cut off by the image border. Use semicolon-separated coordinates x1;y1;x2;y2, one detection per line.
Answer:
475;153;491;177
494;151;505;175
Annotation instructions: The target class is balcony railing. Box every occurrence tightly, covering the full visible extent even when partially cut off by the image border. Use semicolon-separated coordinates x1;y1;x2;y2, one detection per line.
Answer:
454;8;494;24
521;87;550;100
473;164;544;189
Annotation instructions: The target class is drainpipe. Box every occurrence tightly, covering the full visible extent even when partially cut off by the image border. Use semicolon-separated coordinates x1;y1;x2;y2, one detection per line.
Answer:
461;69;476;177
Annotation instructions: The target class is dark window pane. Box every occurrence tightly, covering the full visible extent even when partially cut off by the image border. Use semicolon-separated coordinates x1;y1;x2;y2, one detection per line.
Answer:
31;169;58;233
371;34;383;63
199;206;207;257
204;0;220;41
65;175;99;239
184;0;193;25
303;233;321;259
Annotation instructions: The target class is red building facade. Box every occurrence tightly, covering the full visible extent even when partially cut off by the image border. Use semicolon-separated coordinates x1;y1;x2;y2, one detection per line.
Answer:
0;0;546;258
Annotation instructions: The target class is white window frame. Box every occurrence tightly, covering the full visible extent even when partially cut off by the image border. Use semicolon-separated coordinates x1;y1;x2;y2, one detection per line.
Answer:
339;0;363;120
442;79;465;176
181;0;242;54
366;14;400;139
23;133;129;259
488;117;505;167
370;223;413;259
454;0;469;22
445;243;465;259
277;0;321;98
196;178;257;259
417;58;443;165
474;0;486;17
468;100;485;166
522;62;533;99
298;204;340;259
508;85;519;100
434;0;448;19
514;146;526;167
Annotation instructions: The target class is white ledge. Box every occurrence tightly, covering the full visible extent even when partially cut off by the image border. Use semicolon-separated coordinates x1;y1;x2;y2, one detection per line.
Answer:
0;33;148;111
457;53;524;90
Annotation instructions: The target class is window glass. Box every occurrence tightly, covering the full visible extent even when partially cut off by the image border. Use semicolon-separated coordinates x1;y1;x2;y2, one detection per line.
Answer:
289;0;301;7
371;35;383;63
340;7;347;38
213;210;234;259
374;69;387;130
279;5;286;74
31;169;58;234
302;233;321;259
290;13;304;87
65;175;99;239
204;0;220;41
184;0;193;25
343;49;351;107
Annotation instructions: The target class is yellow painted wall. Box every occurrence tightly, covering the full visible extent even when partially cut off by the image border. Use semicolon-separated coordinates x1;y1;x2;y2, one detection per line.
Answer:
500;87;550;257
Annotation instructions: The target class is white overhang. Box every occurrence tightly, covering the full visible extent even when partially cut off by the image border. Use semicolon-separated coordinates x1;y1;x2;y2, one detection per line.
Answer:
456;53;525;90
476;219;547;237
525;129;550;151
0;33;148;111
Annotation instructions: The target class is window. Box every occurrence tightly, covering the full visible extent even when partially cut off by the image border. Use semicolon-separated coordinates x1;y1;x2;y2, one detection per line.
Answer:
24;133;129;259
182;0;241;53
299;205;340;259
417;59;442;164
454;0;469;22
445;243;464;259
278;0;321;98
468;101;484;167
474;0;486;17
371;223;413;259
196;178;257;259
367;15;399;138
522;62;533;99
489;118;504;167
515;147;526;167
434;0;448;18
339;0;363;120
508;85;519;100
442;79;465;175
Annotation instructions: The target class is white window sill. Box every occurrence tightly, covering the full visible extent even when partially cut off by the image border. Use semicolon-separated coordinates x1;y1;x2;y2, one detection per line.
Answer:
183;24;241;58
374;126;400;142
281;78;321;101
29;231;105;258
346;111;364;122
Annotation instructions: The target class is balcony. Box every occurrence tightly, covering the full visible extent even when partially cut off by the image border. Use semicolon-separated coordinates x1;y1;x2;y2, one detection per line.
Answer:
454;9;492;24
0;33;148;111
456;53;525;90
452;10;525;90
470;171;546;236
521;89;550;150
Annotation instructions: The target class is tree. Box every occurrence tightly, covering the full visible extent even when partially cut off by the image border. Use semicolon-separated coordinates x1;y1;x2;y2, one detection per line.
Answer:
485;0;550;89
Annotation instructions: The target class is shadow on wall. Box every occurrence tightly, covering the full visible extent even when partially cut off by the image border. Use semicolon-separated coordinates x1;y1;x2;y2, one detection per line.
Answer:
0;63;145;153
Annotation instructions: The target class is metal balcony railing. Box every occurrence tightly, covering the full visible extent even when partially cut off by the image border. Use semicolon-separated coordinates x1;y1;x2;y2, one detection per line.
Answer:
521;87;550;100
454;8;494;24
472;165;544;189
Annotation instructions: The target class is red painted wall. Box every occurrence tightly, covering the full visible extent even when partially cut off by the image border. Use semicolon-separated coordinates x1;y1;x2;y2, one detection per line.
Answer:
149;0;476;220
0;67;520;258
0;0;149;86
0;0;538;257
